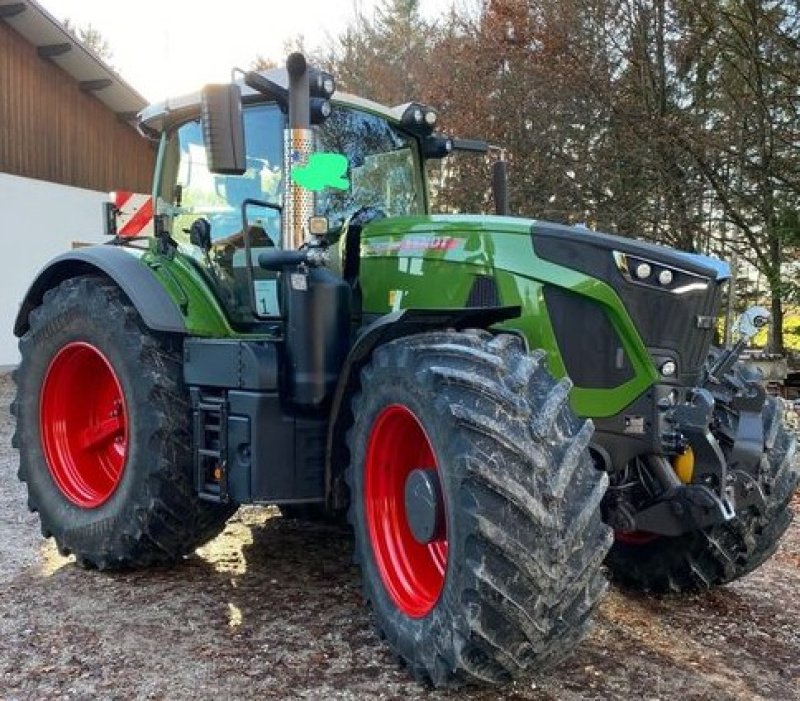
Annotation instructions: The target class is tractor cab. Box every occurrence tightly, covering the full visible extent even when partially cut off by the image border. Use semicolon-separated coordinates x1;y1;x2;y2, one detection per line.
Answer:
140;72;433;326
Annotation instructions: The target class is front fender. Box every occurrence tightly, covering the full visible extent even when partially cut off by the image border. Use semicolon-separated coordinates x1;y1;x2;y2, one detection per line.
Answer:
324;305;521;509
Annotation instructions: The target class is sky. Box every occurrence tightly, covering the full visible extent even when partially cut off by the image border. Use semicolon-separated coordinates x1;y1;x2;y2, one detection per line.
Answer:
38;0;461;103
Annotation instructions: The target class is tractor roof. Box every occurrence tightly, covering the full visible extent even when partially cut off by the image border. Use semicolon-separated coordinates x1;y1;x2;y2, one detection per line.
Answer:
137;66;411;138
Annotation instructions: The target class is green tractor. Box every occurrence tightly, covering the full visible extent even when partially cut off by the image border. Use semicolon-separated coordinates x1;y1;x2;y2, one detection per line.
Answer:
11;54;798;687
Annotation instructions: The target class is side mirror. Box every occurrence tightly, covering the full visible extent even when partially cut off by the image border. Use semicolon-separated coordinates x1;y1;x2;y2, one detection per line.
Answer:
736;305;771;341
201;84;246;175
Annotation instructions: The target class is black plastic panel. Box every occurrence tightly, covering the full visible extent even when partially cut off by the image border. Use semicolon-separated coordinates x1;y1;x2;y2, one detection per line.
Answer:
282;266;351;408
183;338;279;390
532;224;722;384
544;285;633;389
227;391;327;503
466;275;500;308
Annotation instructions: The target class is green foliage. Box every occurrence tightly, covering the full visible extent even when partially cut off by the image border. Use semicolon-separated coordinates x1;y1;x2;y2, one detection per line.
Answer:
778;207;800;250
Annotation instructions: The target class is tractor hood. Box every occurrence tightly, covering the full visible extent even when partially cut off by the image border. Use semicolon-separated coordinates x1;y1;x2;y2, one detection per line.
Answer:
360;214;727;386
361;214;729;282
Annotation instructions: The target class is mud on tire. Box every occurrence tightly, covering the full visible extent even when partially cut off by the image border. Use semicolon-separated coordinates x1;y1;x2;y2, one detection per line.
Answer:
346;330;612;687
11;275;235;569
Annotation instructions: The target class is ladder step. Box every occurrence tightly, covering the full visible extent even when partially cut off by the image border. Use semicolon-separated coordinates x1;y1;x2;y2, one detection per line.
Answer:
191;388;229;504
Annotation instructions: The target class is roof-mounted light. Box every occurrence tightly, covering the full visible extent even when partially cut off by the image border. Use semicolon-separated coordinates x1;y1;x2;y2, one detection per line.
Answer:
310;97;332;125
310;68;336;98
401;103;437;135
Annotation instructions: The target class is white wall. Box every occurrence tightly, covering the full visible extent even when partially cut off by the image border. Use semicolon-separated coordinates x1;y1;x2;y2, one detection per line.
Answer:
0;173;107;368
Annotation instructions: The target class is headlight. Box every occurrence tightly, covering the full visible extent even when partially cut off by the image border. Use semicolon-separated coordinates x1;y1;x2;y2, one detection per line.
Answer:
613;251;710;294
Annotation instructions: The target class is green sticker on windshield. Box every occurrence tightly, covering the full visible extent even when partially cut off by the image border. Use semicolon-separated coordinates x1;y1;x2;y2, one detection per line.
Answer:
291;152;349;192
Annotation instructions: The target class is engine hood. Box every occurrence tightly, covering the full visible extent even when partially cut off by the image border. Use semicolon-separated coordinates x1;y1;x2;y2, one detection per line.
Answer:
361;214;730;282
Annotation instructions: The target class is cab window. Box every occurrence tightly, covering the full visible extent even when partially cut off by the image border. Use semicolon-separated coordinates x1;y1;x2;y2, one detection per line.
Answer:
316;107;424;227
161;103;284;324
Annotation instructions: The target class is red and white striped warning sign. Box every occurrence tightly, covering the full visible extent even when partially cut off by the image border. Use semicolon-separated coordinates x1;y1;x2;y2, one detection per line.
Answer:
112;191;154;237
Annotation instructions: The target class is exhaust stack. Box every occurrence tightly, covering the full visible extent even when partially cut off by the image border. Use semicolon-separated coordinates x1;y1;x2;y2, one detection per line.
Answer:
282;53;315;251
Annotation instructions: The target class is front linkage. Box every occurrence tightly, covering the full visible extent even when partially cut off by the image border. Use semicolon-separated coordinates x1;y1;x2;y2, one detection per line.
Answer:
605;307;775;539
604;306;799;593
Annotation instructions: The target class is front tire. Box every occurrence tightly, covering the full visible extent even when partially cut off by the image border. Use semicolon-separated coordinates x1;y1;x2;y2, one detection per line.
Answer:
11;275;235;569
347;331;611;687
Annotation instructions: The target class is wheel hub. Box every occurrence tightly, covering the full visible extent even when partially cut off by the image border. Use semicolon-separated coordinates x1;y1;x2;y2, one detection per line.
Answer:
39;342;128;508
364;404;448;618
404;468;444;545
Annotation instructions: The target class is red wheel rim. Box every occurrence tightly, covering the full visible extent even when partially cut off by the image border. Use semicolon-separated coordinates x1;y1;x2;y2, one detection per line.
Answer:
364;404;448;618
40;342;128;508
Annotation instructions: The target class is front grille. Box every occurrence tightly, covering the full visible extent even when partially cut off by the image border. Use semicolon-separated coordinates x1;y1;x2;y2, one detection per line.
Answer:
544;286;634;389
532;224;723;385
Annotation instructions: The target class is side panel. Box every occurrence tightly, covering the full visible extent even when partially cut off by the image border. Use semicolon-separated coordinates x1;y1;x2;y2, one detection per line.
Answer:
357;216;660;418
184;338;328;504
137;247;237;337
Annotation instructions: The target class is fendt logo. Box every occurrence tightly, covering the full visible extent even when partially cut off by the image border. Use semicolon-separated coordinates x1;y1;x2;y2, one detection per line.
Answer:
363;236;460;256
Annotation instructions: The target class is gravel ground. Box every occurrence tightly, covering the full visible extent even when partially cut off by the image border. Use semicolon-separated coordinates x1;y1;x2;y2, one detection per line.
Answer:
1;372;798;700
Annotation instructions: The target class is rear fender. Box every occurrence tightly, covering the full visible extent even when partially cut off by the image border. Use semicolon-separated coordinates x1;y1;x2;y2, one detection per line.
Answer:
14;246;186;337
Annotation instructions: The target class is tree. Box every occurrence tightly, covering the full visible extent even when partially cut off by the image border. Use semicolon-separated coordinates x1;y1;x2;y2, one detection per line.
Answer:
329;0;800;351
251;55;277;71
673;0;800;352
62;19;114;66
331;0;434;104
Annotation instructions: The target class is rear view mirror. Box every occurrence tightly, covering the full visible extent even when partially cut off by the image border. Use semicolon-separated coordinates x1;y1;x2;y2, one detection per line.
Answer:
201;84;246;175
736;305;771;341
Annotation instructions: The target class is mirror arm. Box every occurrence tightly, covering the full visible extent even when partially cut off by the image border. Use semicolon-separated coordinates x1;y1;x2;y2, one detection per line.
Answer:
451;138;489;154
243;71;289;108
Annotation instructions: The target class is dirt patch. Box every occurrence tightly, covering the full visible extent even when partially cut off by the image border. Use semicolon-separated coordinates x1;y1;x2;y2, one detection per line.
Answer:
1;372;798;699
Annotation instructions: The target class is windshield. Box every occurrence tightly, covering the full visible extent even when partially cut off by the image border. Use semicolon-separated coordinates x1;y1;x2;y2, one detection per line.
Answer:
316;107;425;227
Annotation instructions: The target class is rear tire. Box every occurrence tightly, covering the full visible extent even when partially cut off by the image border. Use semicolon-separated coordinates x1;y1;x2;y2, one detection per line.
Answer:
347;331;611;687
606;395;798;593
11;275;236;569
